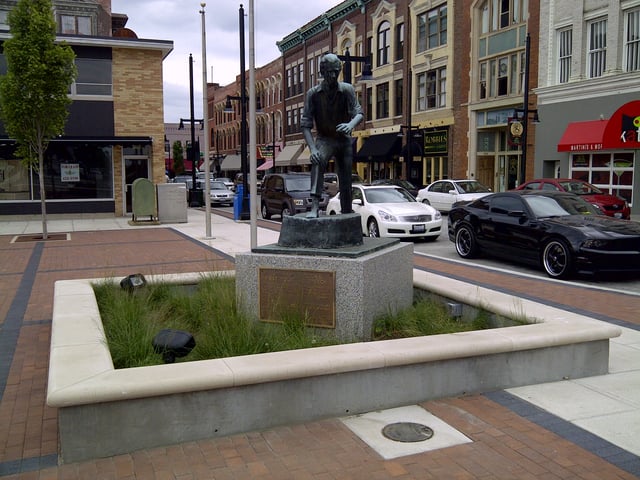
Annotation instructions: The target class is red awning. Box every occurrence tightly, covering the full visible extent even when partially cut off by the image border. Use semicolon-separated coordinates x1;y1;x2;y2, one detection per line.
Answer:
257;160;273;171
557;120;608;152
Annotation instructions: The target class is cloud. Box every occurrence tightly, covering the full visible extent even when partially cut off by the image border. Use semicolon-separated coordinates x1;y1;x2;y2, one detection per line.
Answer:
111;0;337;121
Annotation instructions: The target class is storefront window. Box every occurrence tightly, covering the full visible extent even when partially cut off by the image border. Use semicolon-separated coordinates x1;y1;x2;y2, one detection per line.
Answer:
569;151;634;205
0;143;114;201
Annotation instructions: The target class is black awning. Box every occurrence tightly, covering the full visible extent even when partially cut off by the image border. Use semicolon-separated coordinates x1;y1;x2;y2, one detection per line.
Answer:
401;139;423;157
355;133;401;162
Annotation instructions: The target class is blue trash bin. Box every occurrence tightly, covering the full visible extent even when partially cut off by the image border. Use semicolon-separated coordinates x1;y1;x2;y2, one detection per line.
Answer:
233;184;250;220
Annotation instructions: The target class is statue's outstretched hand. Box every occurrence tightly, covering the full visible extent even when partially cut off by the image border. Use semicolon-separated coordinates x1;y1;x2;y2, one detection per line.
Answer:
309;148;321;165
336;123;353;136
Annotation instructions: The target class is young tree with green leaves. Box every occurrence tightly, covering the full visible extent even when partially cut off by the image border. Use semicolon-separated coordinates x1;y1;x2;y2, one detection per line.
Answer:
0;0;76;239
172;140;185;175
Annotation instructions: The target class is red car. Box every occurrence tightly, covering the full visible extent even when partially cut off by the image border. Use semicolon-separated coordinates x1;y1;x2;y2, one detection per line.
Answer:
515;178;630;219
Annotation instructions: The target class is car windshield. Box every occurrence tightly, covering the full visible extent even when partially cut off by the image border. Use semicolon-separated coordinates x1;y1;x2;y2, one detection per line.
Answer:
524;195;601;218
364;187;414;203
211;181;227;190
284;176;311;192
558;180;602;195
456;181;491;193
216;178;232;183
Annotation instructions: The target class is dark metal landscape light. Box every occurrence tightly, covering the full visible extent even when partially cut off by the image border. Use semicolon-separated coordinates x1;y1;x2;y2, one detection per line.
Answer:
152;329;196;364
120;273;147;292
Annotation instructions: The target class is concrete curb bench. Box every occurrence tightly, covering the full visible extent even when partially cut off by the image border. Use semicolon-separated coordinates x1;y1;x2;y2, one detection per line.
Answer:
48;270;620;463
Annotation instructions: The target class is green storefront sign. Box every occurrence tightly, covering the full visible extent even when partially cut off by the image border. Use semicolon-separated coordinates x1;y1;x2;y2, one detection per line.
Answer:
424;129;448;154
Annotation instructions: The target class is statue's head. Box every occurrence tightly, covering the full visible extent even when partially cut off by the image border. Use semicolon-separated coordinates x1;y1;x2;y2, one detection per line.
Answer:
320;53;342;76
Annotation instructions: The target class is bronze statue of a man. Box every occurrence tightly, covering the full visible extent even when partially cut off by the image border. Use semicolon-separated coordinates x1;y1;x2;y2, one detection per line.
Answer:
301;53;363;218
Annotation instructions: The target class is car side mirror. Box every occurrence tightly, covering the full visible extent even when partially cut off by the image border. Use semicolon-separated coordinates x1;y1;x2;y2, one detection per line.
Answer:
353;199;363;206
448;190;457;195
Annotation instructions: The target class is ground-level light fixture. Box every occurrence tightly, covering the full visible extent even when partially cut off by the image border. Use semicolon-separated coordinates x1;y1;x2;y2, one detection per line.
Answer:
152;329;196;364
120;273;147;292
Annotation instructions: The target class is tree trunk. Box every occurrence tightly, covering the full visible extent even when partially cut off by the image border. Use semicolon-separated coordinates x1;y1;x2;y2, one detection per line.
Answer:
38;147;48;240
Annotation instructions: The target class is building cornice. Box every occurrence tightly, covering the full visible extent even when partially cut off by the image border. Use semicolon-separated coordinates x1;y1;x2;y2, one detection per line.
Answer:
536;72;640;106
0;31;173;59
277;0;371;53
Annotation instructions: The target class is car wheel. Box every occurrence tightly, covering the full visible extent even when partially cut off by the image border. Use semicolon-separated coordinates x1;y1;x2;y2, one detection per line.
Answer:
542;239;573;279
367;218;380;237
261;202;271;220
454;224;478;258
281;205;292;217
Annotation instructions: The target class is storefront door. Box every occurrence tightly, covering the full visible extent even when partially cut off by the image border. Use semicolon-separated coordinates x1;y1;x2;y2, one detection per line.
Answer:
123;156;150;214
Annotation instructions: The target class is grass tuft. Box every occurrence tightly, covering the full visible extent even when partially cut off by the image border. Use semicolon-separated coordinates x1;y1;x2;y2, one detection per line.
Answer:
94;276;497;368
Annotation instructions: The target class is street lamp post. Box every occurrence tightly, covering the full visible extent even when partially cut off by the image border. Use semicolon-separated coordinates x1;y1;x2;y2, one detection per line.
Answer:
178;54;204;207
223;4;250;221
514;32;540;186
336;48;373;85
200;2;212;237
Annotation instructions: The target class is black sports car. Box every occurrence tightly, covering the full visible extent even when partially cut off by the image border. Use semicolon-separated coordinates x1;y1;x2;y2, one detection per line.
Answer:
447;190;640;279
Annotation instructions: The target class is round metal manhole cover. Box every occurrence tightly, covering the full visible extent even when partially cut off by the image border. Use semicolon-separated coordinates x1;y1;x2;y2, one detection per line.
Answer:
381;422;434;443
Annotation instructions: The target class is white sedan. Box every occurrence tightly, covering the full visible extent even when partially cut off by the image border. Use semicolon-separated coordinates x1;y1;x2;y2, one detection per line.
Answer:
209;180;235;206
416;179;492;212
327;184;442;240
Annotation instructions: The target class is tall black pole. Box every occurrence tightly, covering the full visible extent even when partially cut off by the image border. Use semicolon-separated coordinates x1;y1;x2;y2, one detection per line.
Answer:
520;33;531;186
343;48;352;84
406;68;412;183
189;54;199;206
271;112;276;173
239;4;249;220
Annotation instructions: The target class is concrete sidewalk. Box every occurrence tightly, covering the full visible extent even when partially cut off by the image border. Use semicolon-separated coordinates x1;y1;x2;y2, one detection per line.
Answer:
0;208;639;478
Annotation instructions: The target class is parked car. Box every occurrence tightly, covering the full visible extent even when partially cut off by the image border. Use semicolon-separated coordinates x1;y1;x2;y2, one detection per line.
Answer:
514;178;630;219
209;180;235;206
371;178;419;197
327;184;442;240
323;172;364;197
172;174;204;190
261;172;329;219
448;190;640;279
214;177;234;191
416;179;492;212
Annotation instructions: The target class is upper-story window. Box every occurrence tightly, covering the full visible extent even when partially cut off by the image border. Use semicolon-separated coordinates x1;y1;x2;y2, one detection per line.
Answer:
377;21;391;67
0;10;9;30
376;82;389;119
395;23;404;61
587;18;607;78
480;0;527;34
417;5;447;53
60;14;92;35
557;28;572;83
479;53;522;99
417;67;446;111
624;8;640;72
70;58;112;96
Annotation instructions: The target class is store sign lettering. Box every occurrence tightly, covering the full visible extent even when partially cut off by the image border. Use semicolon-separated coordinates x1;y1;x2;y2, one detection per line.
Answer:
424;130;448;154
620;115;640;145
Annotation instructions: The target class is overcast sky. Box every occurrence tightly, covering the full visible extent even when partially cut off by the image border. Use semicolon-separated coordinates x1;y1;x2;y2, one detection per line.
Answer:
110;0;339;122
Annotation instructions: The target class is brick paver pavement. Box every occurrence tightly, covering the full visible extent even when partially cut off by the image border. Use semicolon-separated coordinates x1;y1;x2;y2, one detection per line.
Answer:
0;227;638;479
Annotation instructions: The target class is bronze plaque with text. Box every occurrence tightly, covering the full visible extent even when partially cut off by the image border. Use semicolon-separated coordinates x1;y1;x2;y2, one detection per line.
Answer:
259;267;336;328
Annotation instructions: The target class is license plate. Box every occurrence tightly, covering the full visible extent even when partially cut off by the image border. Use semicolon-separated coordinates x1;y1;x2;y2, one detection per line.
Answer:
412;224;426;233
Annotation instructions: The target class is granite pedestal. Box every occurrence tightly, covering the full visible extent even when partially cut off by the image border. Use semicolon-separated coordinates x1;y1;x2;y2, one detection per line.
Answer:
235;213;413;342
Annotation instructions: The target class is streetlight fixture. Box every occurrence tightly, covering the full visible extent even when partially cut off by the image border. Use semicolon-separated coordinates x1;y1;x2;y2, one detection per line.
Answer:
337;48;373;85
178;54;204;207
222;4;250;221
513;32;541;186
397;68;421;184
200;2;212;238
